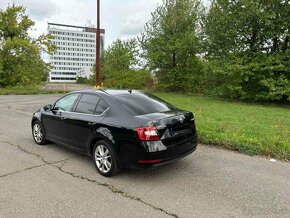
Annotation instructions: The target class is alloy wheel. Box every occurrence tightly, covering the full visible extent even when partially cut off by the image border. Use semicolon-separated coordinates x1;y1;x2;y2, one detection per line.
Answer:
33;123;43;143
94;144;112;173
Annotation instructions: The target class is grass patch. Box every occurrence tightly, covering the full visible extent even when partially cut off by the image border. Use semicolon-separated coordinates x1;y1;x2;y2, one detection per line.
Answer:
0;86;68;95
153;92;290;161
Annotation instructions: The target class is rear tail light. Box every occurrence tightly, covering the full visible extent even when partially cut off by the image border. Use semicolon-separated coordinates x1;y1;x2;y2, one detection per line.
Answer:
135;126;160;141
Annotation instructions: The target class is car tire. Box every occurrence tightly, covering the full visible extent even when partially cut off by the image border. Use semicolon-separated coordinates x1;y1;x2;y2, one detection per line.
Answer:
93;140;120;177
32;121;47;145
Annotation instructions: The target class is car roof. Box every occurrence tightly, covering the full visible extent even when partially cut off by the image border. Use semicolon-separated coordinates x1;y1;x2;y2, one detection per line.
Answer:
72;89;143;97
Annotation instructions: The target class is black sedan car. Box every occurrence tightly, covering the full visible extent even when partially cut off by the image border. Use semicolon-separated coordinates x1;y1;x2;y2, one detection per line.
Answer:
31;89;198;176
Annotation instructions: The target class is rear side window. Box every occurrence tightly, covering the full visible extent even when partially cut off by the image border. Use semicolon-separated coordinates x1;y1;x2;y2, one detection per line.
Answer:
95;99;109;115
114;93;175;116
75;94;100;114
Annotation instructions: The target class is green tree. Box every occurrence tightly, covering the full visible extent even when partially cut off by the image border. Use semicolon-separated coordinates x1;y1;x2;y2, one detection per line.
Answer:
203;0;290;101
0;4;56;87
87;39;152;89
204;0;289;57
140;0;204;92
101;38;139;82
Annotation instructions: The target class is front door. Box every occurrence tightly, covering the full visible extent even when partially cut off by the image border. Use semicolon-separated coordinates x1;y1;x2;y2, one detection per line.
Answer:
42;93;80;144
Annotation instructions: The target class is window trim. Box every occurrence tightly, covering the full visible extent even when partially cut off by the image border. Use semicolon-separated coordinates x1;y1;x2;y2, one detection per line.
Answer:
67;107;110;117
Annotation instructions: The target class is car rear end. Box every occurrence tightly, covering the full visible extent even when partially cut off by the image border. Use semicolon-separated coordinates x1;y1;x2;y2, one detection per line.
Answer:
112;92;198;168
132;111;198;167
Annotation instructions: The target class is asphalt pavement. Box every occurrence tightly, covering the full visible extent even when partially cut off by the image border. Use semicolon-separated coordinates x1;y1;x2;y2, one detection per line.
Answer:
0;95;289;218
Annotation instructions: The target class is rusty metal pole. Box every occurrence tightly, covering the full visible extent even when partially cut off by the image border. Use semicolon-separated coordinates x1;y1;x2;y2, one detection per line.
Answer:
95;0;101;88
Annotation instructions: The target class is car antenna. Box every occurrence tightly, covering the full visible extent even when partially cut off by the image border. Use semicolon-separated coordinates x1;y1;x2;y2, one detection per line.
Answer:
128;89;132;94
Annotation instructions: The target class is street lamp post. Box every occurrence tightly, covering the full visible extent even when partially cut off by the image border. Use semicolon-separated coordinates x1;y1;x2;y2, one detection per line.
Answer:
95;0;101;88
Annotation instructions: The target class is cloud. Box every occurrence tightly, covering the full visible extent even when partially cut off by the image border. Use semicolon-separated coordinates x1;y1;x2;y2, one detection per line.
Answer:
25;0;59;20
0;0;59;20
118;0;162;38
0;0;164;47
120;14;146;37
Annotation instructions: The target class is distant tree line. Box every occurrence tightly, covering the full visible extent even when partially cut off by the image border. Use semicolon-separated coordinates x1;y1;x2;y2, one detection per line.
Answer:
0;2;289;102
86;0;289;102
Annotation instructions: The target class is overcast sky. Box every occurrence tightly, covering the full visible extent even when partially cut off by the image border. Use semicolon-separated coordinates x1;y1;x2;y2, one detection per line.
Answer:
0;0;163;48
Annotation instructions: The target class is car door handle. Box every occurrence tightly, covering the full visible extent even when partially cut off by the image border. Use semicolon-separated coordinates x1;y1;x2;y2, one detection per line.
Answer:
88;122;96;126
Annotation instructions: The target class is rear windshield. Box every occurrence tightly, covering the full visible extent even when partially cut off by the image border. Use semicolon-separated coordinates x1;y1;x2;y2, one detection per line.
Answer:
114;93;175;116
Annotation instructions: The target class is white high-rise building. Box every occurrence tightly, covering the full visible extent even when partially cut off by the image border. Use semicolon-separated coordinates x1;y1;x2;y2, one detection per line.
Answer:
48;23;105;83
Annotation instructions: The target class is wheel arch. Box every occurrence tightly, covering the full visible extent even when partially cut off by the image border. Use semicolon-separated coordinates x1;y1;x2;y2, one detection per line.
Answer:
31;117;40;127
89;136;106;156
31;111;42;127
89;134;119;156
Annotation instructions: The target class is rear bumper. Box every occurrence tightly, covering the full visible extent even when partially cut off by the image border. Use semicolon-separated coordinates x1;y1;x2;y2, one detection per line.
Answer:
119;136;198;168
140;145;197;168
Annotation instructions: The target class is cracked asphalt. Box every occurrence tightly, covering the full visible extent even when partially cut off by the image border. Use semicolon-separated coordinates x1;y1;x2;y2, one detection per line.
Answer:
0;95;289;218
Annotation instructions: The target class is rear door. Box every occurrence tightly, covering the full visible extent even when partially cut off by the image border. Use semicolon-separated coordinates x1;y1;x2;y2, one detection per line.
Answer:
63;94;110;151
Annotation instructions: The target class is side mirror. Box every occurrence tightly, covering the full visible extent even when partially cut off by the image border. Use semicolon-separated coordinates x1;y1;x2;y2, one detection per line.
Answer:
44;104;52;111
53;106;60;111
52;106;65;112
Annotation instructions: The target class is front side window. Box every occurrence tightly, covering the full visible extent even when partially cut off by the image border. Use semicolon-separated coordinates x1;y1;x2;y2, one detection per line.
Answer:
54;94;79;112
75;94;100;114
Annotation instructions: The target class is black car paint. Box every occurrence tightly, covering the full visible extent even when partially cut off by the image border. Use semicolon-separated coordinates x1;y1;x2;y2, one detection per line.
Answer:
32;90;198;168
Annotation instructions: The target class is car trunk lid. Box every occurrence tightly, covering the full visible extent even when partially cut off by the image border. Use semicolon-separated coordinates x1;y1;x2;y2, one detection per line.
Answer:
135;110;196;147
